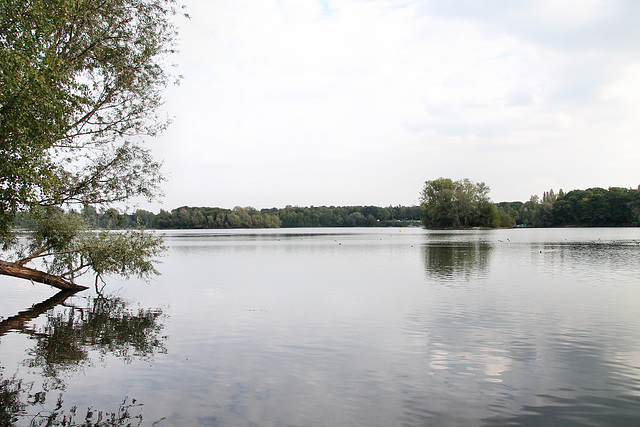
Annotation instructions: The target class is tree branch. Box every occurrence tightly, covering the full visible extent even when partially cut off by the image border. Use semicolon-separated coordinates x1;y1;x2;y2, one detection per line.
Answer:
15;246;49;267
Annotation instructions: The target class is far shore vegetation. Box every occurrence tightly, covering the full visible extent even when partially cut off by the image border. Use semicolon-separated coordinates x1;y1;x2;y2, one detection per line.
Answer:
13;181;640;231
420;178;640;229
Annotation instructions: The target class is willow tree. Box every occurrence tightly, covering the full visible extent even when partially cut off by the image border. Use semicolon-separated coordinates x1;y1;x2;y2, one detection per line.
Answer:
0;0;183;291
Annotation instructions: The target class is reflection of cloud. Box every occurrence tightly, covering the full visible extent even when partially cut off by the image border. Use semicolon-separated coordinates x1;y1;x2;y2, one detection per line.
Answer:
400;303;640;425
427;348;510;382
402;231;640;425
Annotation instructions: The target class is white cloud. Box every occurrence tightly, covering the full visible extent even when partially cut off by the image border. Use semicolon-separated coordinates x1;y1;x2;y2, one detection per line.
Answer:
144;0;640;210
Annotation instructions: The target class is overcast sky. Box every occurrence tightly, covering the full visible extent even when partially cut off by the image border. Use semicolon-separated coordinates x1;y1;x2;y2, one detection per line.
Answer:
146;0;640;211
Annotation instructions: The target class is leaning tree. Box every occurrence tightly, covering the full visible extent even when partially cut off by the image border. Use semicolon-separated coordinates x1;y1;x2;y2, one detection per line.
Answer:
0;0;184;291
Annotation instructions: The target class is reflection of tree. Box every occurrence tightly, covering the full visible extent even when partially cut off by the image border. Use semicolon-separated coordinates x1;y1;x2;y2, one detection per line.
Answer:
422;242;492;282
0;291;76;336
0;375;24;426
0;292;167;426
0;375;145;427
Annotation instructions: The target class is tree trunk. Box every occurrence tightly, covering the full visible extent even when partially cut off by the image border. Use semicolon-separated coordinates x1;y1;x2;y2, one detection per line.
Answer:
0;260;88;291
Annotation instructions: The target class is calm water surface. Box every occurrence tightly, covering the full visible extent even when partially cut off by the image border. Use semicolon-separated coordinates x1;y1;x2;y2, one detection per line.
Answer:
1;227;640;426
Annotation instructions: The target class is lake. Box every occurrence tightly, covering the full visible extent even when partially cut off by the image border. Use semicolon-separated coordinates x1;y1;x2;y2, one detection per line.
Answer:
1;227;640;426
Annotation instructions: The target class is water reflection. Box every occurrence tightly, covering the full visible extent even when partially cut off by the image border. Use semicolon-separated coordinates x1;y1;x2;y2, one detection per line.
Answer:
422;241;492;283
0;375;145;427
400;306;640;426
405;230;640;426
0;292;167;426
2;228;640;426
0;291;77;337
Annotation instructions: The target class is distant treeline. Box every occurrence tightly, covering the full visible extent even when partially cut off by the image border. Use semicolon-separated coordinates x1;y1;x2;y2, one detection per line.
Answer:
154;205;422;229
15;205;422;230
263;205;422;228
497;187;640;227
13;186;639;230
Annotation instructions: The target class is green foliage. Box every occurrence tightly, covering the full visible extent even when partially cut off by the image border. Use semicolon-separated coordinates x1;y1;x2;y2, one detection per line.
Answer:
498;210;516;228
273;205;420;228
152;206;282;229
550;187;635;226
121;205;422;229
1;0;181;233
632;187;640;226
496;202;523;226
9;209;165;285
72;229;165;281
28;207;89;256
499;186;640;227
479;203;501;228
420;178;499;229
1;0;181;288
